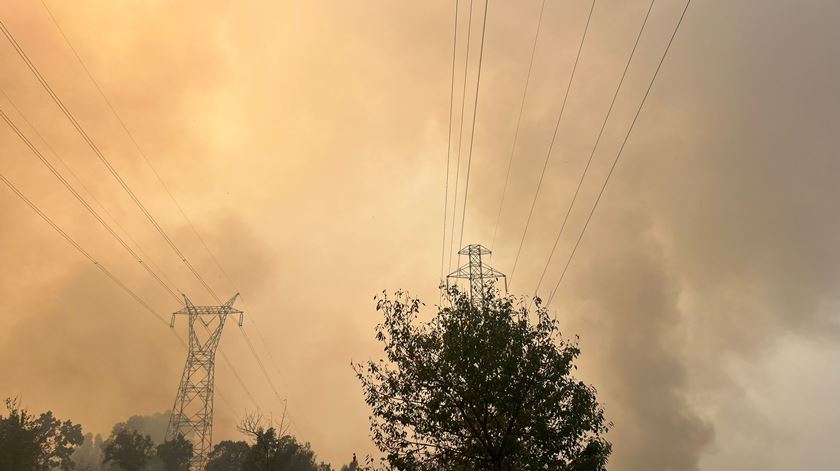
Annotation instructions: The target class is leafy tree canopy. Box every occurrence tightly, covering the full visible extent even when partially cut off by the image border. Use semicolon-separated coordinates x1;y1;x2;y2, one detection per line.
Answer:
238;414;332;471
0;397;83;471
156;434;193;471
206;440;250;471
354;286;612;471
103;427;155;471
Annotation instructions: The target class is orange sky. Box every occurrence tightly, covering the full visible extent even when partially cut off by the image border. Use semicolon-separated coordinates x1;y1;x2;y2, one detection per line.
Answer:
1;1;839;469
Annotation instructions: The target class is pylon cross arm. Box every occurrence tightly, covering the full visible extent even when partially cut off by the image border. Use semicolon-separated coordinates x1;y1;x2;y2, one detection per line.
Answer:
446;244;508;301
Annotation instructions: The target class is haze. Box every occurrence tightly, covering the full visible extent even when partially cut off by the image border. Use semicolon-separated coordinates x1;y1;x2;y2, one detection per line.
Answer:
1;1;839;470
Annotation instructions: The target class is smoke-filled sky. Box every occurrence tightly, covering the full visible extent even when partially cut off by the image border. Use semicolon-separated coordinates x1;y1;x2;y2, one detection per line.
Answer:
1;0;838;469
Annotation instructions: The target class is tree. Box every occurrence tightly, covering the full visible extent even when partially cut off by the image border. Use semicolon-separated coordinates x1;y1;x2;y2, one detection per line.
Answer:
71;433;105;471
103;428;155;471
156;434;193;471
206;440;250;471
0;397;83;471
354;286;612;471
340;454;359;471
238;414;332;471
112;412;170;445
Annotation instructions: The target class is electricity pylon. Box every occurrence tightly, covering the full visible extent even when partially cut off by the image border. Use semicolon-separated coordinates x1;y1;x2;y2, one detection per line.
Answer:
166;293;243;470
447;244;507;303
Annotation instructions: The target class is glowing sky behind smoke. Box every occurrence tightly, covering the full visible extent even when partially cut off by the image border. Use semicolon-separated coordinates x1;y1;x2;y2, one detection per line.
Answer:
1;1;839;469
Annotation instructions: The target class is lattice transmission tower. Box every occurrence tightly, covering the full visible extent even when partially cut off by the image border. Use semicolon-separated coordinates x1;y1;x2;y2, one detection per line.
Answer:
447;244;507;303
166;293;243;470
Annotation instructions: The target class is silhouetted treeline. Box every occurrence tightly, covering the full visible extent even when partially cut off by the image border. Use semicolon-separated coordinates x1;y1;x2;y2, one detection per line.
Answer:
2;285;609;471
0;397;82;470
0;401;355;471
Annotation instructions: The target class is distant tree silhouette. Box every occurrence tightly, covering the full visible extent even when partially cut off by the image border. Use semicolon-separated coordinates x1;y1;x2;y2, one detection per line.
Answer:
103;427;155;471
56;410;338;471
112;412;170;445
156;434;193;471
340;454;359;471
71;433;105;471
354;286;612;470
238;413;332;471
68;411;171;471
206;440;250;471
0;397;83;471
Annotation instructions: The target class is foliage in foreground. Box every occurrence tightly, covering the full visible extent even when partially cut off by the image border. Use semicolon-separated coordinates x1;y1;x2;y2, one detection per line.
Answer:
0;398;83;471
354;286;612;471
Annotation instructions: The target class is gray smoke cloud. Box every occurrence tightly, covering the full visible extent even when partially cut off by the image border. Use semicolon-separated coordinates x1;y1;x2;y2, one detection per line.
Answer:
1;0;838;469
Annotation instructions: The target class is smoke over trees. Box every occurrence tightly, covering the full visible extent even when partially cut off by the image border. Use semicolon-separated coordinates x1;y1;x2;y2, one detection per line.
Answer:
0;403;354;471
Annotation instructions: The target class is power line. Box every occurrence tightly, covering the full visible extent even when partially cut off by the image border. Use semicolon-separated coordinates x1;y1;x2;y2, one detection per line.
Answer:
36;2;299;416
456;0;489;252
0;105;183;303
222;307;289;415
447;0;475;273
0;172;241;412
0;33;270;417
0;87;180;295
0;106;263;410
0;18;221;304
241;304;287;388
546;0;693;307
508;0;596;285
489;0;547;255
0;167;257;417
36;0;244;300
0;172;171;326
533;0;657;298
441;0;460;284
218;350;260;409
1;17;283;411
211;289;288;409
240;327;284;403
